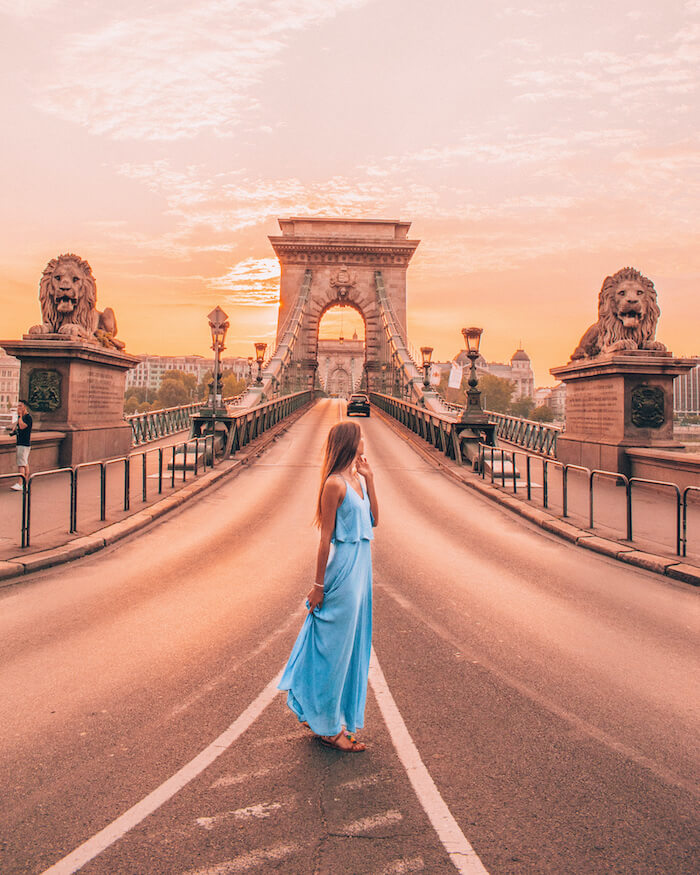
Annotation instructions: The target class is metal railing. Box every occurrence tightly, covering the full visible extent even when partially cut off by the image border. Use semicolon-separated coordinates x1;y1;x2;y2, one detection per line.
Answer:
5;390;313;550
441;401;560;457
126;393;247;446
370;393;462;461
477;443;697;558
369;390;697;559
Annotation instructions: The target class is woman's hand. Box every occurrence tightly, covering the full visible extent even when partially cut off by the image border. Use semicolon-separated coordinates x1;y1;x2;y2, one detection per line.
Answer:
355;453;373;481
307;583;324;614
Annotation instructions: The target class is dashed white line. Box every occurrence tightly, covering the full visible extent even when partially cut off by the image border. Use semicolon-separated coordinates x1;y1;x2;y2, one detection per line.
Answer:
41;650;488;875
341;809;404;834
338;772;386;790
380;858;425;874
195;801;284;830
183;843;299;874
40;670;283;875
369;647;490;875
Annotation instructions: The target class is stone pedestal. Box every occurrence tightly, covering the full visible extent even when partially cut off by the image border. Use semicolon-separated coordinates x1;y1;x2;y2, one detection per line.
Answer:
0;337;140;467
550;351;696;474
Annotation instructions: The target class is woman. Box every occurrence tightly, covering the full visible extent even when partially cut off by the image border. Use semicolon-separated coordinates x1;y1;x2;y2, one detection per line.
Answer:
279;420;378;752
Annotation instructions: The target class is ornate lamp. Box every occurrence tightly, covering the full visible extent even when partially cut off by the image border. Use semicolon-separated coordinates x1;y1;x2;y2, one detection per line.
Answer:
420;346;433;389
207;306;229;414
460;327;484;421
254;342;267;385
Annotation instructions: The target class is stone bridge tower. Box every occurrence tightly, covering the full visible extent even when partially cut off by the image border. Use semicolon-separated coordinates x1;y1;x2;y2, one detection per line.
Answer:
269;218;419;391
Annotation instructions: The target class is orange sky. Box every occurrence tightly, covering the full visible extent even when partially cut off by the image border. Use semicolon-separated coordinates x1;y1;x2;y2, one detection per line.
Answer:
1;1;698;385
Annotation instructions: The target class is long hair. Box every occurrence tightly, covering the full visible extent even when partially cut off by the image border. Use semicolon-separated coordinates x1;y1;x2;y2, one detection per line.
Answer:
315;420;361;527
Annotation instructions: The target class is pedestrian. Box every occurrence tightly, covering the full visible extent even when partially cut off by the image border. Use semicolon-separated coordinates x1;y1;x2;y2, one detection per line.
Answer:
279;420;378;752
10;400;33;491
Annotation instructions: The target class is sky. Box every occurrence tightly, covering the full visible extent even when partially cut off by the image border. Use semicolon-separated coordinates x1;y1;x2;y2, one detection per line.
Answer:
1;0;698;386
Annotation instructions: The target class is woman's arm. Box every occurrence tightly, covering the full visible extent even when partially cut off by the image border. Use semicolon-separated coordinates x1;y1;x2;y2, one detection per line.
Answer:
356;455;378;526
307;476;344;612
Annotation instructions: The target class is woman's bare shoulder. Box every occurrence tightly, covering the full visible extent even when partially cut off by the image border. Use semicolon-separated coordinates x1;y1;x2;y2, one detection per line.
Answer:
323;473;346;496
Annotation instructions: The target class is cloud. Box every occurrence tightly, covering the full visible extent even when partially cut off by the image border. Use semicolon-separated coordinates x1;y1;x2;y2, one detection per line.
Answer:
210;257;281;306
33;0;372;140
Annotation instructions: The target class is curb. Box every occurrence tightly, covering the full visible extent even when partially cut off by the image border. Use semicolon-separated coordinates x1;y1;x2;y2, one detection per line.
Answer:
0;401;313;586
372;406;700;587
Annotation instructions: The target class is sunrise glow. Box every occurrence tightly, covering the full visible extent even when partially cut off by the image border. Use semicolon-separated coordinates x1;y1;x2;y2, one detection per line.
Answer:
1;0;698;385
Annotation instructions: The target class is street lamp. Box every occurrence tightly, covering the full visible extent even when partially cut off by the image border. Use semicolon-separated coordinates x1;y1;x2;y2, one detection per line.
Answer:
254;342;267;384
460;326;483;421
208;306;229;415
420;346;433;389
247;356;253;385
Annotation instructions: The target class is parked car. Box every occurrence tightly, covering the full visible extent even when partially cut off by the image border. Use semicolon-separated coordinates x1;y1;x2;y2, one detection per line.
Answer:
347;393;370;417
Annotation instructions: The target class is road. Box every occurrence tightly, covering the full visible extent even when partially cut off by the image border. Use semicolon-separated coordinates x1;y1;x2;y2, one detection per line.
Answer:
1;399;698;874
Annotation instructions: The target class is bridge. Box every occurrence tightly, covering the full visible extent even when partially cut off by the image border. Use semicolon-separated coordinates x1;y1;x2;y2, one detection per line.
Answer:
1;221;699;875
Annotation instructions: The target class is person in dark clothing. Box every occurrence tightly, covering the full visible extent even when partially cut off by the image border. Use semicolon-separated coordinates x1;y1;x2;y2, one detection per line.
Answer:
10;400;32;490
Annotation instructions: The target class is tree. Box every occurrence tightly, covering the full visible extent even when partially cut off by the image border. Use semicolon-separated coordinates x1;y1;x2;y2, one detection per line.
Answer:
124;395;140;415
222;372;246;398
531;404;555;422
510;397;536;419
479;374;515;413
157;378;190;408
162;369;197;399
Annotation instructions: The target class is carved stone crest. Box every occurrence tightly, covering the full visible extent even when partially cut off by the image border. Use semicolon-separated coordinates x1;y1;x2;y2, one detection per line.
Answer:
329;264;357;300
630;384;665;429
28;368;61;412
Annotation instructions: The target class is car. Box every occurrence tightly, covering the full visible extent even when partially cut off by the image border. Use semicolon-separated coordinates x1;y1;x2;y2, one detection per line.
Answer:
347;393;370;416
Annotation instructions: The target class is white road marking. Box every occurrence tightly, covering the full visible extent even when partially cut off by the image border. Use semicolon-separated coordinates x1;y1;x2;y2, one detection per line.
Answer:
338;772;385;790
196;801;283;830
211;761;297;788
183;843;299;874
40;670;283;875
341;809;403;834
380;858;425;874
40;644;487;874
369;648;490;875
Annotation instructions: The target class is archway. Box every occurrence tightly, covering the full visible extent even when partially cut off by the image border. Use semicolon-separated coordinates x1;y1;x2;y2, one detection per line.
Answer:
269;217;420;393
317;303;366;396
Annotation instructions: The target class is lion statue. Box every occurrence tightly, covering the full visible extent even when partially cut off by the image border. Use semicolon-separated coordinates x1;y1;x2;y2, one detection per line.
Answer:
28;253;125;350
570;267;666;360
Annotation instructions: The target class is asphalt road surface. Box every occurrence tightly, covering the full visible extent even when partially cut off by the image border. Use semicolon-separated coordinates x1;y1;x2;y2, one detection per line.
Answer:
1;399;698;875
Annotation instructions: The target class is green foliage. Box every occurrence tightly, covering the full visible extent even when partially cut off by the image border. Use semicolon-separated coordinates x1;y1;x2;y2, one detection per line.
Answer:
157;378;190;408
124;395;140;415
221;371;246;398
479;373;515;413
510;397;536;419
162;369;197;397
531;404;555;422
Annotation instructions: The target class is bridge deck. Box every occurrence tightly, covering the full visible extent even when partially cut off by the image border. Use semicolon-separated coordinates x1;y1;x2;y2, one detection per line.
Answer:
1;399;697;874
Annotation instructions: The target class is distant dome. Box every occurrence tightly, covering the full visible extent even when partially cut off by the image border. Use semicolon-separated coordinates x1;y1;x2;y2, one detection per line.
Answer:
511;349;530;362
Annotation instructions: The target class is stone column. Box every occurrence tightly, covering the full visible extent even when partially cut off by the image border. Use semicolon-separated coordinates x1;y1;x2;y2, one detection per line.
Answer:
550;351;695;474
0;337;140;467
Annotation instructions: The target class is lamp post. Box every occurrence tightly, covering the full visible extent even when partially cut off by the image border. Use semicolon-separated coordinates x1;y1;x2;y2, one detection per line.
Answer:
247;357;253;385
460;326;483;422
207;306;229;416
420;346;433;389
254;342;267;385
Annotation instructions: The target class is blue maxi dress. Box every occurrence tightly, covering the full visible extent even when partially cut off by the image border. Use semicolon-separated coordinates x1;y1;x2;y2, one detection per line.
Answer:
279;476;374;736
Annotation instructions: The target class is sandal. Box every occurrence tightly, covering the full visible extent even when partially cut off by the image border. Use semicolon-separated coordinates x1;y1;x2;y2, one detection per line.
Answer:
319;731;366;752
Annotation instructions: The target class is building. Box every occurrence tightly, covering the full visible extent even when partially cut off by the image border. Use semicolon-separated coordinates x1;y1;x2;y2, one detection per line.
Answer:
674;358;700;415
126;354;249;391
0;348;20;412
455;347;535;401
317;332;365;397
534;383;566;419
